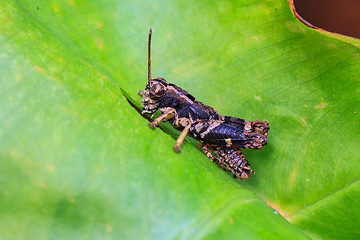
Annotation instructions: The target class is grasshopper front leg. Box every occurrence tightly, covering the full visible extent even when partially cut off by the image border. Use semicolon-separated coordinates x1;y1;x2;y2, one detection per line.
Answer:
173;118;192;153
148;108;176;129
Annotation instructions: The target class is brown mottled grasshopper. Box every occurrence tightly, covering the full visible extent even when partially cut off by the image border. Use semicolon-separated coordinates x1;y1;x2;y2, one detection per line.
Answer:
139;29;269;179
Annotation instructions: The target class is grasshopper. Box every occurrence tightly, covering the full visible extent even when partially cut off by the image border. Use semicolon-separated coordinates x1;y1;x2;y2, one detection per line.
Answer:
139;29;269;179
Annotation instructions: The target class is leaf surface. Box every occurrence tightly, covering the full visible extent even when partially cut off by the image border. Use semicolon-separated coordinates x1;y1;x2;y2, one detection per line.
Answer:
0;0;359;239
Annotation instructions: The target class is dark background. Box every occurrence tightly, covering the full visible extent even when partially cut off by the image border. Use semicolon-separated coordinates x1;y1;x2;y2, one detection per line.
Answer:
294;0;360;39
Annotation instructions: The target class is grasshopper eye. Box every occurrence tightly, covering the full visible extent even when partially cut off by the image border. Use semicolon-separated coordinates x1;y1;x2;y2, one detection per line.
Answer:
150;82;165;98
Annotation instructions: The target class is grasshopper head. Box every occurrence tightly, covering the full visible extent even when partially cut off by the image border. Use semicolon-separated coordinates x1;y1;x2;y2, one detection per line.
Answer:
141;78;167;114
141;29;168;114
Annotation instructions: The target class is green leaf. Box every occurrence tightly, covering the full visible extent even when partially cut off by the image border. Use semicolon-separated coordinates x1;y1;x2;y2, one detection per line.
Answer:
0;0;359;239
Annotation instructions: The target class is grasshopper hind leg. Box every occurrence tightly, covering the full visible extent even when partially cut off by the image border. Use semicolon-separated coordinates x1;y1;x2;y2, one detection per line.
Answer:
203;145;254;180
251;121;270;137
223;116;269;137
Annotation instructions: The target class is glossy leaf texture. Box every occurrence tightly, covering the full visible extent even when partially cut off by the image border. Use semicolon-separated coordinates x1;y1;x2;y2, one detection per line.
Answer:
0;0;359;239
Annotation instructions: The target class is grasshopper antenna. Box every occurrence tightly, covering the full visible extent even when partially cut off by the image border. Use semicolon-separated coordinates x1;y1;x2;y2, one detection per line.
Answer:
148;28;152;84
